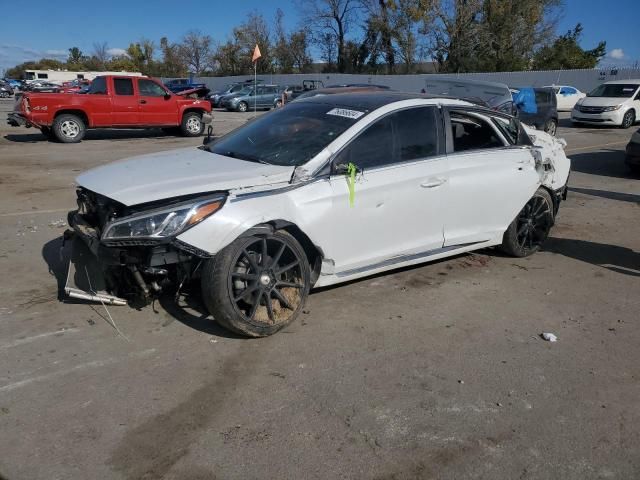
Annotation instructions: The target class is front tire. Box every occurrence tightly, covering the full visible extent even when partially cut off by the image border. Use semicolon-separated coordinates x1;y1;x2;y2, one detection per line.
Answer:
180;112;204;137
621;110;635;129
201;230;311;337
237;101;248;112
52;114;85;143
500;188;554;258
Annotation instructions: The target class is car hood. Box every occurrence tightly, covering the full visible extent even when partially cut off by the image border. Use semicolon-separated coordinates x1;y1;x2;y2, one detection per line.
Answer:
580;97;631;107
76;147;295;206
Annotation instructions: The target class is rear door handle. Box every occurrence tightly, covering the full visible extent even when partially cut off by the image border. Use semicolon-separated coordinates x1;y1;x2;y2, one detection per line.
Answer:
139;99;147;104
420;178;447;188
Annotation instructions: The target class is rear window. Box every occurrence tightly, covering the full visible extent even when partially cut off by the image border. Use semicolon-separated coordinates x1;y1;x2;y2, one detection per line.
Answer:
88;77;107;94
114;78;134;95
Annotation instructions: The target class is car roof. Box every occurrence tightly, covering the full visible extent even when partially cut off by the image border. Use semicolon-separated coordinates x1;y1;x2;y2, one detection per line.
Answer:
296;91;475;111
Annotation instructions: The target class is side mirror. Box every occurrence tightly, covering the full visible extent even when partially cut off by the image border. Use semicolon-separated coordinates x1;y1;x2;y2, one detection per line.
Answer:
164;93;171;100
333;162;362;175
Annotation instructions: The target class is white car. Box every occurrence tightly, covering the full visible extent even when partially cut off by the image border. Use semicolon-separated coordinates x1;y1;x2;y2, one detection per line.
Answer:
544;85;585;111
67;93;571;337
571;79;640;128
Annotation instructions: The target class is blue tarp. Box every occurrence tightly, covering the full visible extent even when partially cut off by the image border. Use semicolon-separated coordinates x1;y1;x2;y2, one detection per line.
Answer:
513;88;537;114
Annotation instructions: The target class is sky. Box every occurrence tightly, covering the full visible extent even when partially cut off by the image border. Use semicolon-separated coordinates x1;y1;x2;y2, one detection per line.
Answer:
0;0;638;74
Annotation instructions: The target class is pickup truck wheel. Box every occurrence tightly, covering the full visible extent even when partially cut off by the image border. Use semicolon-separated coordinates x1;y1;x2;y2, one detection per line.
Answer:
180;112;204;137
500;188;554;258
237;101;248;112
52;114;85;143
201;230;311;337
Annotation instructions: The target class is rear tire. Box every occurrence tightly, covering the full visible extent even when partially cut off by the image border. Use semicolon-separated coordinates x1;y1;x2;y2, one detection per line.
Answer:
500;188;554;258
201;230;311;337
52;114;85;143
180;112;204;137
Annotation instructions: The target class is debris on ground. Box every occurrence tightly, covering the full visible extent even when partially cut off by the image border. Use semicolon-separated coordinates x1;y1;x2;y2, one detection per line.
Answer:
48;219;67;228
541;332;558;342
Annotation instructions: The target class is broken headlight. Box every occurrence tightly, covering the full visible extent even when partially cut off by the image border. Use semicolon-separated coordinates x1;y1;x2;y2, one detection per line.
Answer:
102;196;225;241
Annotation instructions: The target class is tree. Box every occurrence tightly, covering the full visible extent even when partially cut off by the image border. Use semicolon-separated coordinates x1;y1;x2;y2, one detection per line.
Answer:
532;23;606;70
233;11;273;73
67;47;84;65
92;42;109;69
299;0;360;73
160;37;186;77
180;30;212;75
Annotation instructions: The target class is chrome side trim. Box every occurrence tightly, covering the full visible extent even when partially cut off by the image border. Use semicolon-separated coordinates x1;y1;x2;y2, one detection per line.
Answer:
335;242;480;278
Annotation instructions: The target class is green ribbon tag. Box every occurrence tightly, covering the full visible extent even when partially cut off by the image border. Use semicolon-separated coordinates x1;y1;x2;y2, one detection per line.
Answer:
346;162;357;207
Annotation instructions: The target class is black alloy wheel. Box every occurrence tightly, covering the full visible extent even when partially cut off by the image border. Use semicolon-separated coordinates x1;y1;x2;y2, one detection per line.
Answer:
500;188;554;257
201;230;310;337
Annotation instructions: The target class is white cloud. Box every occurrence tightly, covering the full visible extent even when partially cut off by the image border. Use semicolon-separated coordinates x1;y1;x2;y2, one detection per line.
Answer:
608;48;625;60
106;48;128;57
45;49;67;57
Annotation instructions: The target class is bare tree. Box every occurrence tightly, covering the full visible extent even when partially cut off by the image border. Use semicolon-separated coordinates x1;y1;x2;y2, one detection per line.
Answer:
92;42;109;69
180;30;213;75
298;0;361;73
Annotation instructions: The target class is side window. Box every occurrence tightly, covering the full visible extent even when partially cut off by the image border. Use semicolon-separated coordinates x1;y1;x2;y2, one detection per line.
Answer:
394;107;438;161
450;112;504;152
334;107;438;170
491;115;518;145
138;79;167;97
565;87;577;95
335;116;394;170
114;78;134;96
37;73;48;79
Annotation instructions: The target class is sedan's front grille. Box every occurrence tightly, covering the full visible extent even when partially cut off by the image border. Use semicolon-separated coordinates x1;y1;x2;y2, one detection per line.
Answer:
579;106;606;114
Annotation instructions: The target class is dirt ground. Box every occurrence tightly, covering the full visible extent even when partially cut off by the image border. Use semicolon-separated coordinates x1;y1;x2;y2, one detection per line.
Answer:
0;98;638;480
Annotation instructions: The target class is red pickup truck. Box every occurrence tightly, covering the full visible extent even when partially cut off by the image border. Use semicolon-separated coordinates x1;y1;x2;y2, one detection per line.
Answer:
8;75;212;143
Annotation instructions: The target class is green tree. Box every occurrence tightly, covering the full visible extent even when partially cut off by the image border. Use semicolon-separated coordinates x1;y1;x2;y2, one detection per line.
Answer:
532;23;606;70
67;47;84;64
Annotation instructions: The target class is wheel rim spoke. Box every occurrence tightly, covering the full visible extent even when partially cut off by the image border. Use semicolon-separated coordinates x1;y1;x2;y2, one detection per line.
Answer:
270;243;286;268
234;284;259;302
247;291;261;320
264;292;276;322
261;238;268;267
271;288;293;310
231;271;258;281
277;281;303;289
242;249;259;271
276;260;299;275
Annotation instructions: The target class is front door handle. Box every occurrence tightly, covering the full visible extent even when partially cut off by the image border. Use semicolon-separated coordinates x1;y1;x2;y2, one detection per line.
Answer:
139;99;147;104
421;178;447;188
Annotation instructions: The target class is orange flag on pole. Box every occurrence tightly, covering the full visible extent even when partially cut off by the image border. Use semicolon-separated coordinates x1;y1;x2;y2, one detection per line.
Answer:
252;44;262;63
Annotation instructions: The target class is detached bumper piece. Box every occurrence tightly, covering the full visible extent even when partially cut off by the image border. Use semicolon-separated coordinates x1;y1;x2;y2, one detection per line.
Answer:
7;112;30;127
62;232;128;306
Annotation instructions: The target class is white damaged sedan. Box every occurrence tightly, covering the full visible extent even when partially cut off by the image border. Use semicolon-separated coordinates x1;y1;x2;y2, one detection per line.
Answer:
67;92;571;336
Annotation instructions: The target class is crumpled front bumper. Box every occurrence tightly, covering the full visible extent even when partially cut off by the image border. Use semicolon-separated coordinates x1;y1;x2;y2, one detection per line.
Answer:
7;112;33;127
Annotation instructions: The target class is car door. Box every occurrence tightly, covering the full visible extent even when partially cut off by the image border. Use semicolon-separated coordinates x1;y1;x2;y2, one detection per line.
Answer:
558;86;578;111
82;76;112;127
442;109;541;247
326;106;447;274
137;78;179;125
111;77;138;125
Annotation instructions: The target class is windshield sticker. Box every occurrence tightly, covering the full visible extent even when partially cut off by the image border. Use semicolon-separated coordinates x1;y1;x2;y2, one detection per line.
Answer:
327;108;365;119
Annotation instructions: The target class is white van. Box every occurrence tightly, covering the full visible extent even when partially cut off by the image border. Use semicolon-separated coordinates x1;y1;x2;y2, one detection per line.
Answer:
571;79;640;128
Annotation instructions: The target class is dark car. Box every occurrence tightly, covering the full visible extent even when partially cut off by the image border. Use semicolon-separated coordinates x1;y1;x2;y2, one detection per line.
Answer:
624;128;640;174
512;87;559;136
164;78;207;93
208;83;248;107
0;81;14;98
24;81;62;93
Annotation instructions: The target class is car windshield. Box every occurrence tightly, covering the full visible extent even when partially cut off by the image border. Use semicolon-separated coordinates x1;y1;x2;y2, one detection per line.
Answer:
207;102;363;166
588;84;639;98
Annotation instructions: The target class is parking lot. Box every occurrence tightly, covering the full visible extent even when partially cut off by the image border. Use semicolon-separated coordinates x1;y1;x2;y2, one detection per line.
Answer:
0;97;638;479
